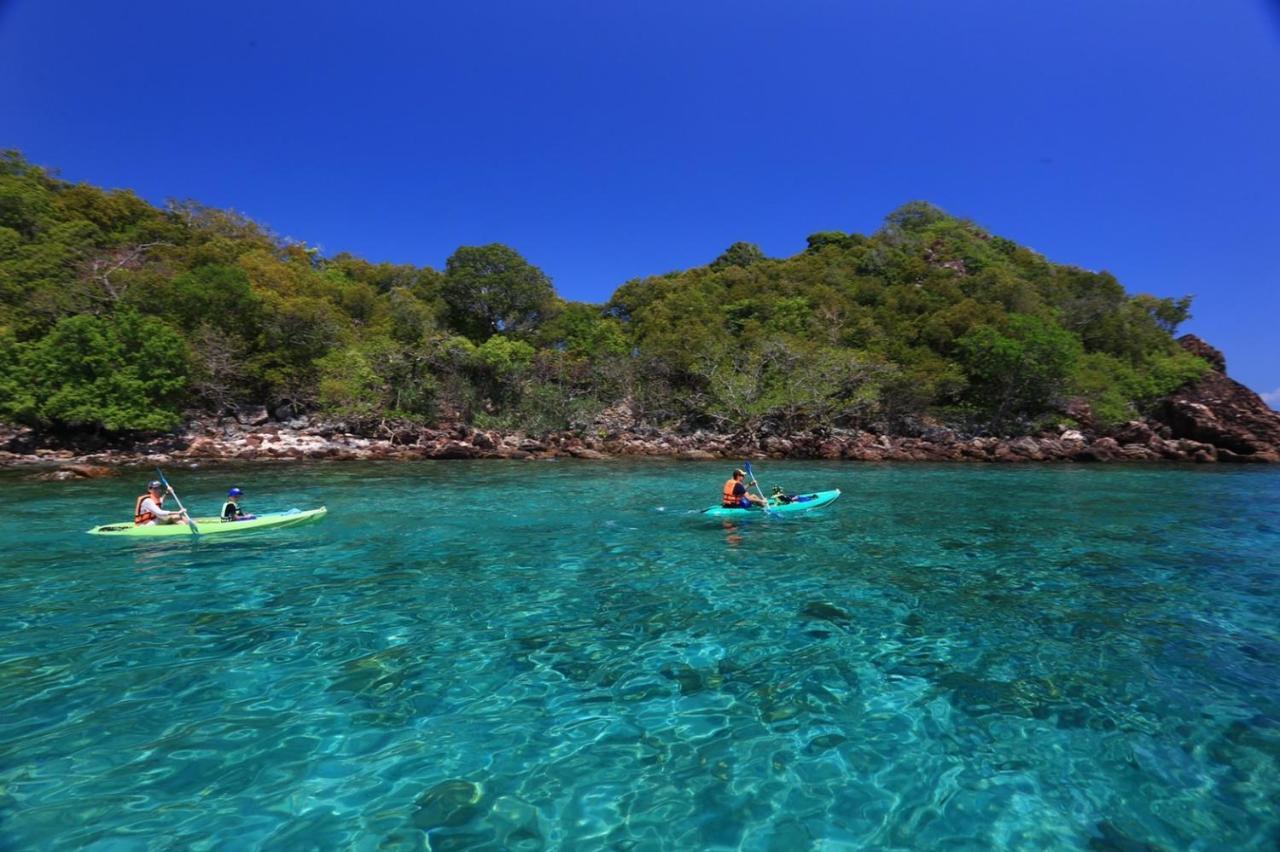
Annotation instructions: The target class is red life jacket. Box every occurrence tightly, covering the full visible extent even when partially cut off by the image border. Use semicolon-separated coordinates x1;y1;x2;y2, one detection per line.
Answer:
723;478;743;507
134;494;160;525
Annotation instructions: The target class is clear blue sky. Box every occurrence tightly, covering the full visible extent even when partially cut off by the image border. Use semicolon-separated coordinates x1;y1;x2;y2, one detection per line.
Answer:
2;0;1277;400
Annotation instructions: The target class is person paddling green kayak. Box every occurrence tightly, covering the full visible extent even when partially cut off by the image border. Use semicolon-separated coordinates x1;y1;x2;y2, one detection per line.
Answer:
133;480;190;527
91;470;325;538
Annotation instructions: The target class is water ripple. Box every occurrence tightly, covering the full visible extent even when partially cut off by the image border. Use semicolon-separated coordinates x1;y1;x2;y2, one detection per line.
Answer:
1;462;1277;849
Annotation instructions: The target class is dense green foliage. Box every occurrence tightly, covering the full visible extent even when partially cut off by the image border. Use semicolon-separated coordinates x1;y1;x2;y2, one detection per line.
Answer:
0;151;1206;436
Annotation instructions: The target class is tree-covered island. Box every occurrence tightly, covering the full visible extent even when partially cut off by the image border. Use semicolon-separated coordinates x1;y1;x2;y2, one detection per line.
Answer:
2;150;1277;465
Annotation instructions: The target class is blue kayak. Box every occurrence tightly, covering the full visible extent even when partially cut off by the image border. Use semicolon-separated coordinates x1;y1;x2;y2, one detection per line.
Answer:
701;489;841;518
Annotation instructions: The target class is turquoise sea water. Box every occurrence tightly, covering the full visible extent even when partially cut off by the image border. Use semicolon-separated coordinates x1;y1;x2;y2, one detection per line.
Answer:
2;461;1278;850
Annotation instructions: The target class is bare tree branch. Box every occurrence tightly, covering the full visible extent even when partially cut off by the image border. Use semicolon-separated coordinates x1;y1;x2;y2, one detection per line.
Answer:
81;242;171;304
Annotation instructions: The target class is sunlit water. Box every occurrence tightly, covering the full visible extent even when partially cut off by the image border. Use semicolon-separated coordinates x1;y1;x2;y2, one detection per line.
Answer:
2;461;1278;850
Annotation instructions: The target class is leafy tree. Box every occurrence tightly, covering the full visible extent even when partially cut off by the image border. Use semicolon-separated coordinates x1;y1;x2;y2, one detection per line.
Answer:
385;287;438;345
0;152;54;237
250;296;350;401
0;312;188;431
710;241;766;271
805;231;849;251
957;314;1083;429
883;201;949;235
470;334;536;408
1134;293;1193;336
475;334;536;376
150;264;262;333
442;244;555;340
317;344;384;420
536;302;627;357
1072;349;1207;425
766;296;811;337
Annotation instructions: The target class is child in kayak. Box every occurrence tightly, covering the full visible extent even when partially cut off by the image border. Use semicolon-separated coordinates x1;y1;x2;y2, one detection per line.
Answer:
722;469;768;509
221;487;255;522
134;480;189;526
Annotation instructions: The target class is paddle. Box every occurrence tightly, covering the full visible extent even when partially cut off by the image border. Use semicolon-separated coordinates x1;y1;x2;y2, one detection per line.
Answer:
155;468;199;535
743;460;778;516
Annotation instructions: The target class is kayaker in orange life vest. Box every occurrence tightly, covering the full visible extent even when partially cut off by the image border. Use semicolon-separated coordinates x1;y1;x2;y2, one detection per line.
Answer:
134;480;189;526
722;468;768;509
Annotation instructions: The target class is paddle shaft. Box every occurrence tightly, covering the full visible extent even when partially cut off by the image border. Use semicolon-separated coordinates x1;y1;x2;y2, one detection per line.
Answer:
743;461;776;512
155;468;199;535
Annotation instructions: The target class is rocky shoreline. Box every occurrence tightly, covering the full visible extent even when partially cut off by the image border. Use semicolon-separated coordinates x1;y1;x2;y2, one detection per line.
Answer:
6;336;1278;479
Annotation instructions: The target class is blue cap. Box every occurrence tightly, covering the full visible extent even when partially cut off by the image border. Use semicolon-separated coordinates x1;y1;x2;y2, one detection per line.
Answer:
227;487;243;497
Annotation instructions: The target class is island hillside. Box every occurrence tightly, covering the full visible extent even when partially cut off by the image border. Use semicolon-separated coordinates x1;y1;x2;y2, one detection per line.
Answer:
1;150;1277;469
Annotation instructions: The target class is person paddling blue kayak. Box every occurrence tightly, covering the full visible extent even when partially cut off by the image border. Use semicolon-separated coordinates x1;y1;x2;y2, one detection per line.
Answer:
704;461;841;518
721;468;768;509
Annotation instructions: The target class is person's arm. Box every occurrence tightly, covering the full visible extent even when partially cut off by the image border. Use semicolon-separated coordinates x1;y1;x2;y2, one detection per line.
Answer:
141;496;181;520
147;491;186;516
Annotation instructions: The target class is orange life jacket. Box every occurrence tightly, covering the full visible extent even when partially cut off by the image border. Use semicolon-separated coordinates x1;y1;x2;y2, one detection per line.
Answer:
134;493;160;525
723;478;743;507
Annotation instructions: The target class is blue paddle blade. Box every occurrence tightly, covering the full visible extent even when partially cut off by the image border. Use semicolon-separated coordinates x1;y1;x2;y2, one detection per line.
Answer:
744;461;753;477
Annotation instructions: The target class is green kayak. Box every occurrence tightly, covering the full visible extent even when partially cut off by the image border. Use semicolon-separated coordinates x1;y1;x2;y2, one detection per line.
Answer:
702;489;841;518
88;507;327;537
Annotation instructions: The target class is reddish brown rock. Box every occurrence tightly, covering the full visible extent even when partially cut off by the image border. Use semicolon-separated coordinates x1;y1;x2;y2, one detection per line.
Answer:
1037;438;1066;458
1062;399;1097;431
1110;421;1156;445
1216;448;1274;464
30;469;79;481
1072;437;1121;462
816;440;844;459
1007;436;1043;460
1176;334;1226;372
62;464;117;478
429;441;480;460
1120;444;1158;461
1142;335;1279;462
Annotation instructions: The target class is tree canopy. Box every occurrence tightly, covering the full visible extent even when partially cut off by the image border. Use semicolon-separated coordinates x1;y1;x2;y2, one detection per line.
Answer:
442;243;555;341
0;150;1206;436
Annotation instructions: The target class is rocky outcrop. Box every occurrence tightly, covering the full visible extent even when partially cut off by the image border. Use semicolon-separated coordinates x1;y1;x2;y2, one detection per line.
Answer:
1176;334;1226;372
1149;336;1280;462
